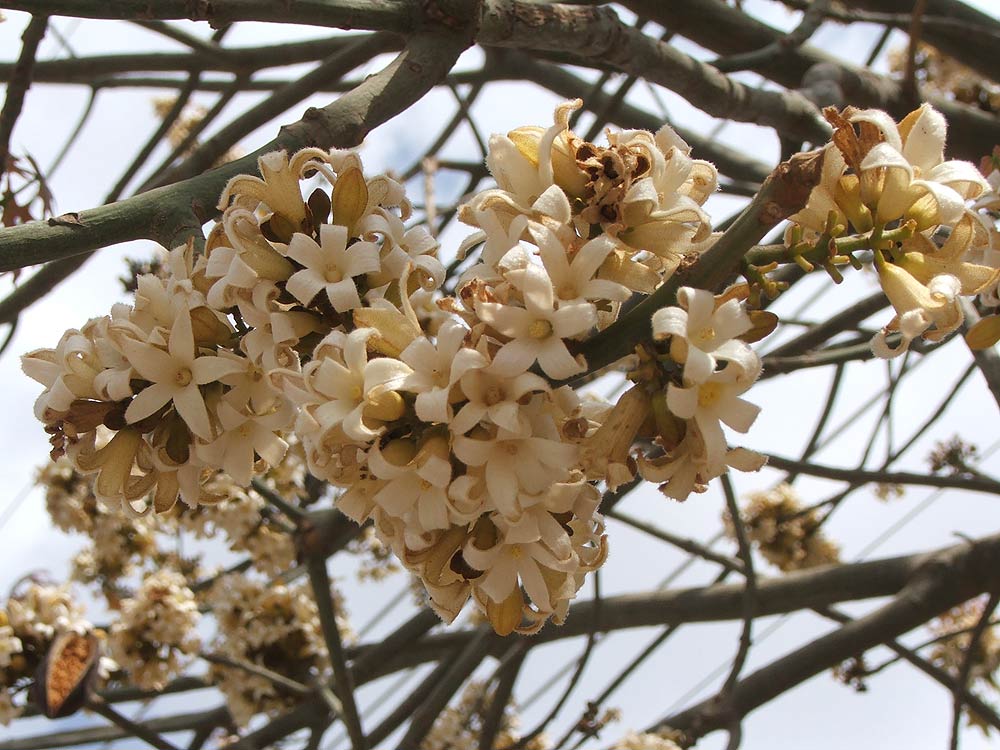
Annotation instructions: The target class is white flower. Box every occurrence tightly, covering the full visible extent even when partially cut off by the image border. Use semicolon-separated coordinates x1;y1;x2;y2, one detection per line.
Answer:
450;366;549;435
666;356;762;474
121;307;244;440
196;400;292;486
524;224;630;304
652;287;756;384
0;624;22;668
398;318;488;424
368;436;453;531
854;105;988;228
452;419;578;519
361;210;444;292
463;506;576;612
283;225;380;311
476;263;595;379
281;328;411;444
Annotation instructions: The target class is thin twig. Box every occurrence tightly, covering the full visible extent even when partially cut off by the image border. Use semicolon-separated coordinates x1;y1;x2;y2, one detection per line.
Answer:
251;478;309;524
397;627;494;748
85;697;183;750
764;454;1000;496
712;0;830;73
903;0;930;102
477;641;529;750
0;15;48;170
718;473;757;701
199;651;310;696
608;509;745;574
951;593;1000;750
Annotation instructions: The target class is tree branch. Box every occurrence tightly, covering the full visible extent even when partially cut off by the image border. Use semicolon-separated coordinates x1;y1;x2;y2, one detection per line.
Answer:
656;536;1000;741
764;454;1000;496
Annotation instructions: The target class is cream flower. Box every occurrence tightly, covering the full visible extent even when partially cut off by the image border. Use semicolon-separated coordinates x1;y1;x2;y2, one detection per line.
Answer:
476;263;595;379
666;356;762;474
398;318;488;424
463;507;577;613
525;224;631;304
452;420;578;519
196;399;291;486
651;286;755;384
281;328;411;444
120;308;244;440
854;105;988;228
217;147;334;233
283;224;380;311
450;366;549;436
871;260;962;358
368;436;453;531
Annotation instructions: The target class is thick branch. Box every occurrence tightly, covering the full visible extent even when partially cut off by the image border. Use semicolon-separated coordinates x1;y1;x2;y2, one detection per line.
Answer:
0;30;471;273
478;3;831;144
0;36;373;81
627;0;1000;162
656;535;1000;740
0;0;418;32
0;708;218;750
356;535;1000;683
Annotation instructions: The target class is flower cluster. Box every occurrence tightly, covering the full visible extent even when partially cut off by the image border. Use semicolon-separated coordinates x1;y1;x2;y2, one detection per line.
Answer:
421;680;550;750
39;457;160;603
635;286;766;500
23;100;772;634
929;597;1000;733
207;576;335;727
177;474;297;578
614;732;683;750
725;483;840;572
0;584;92;725
785;104;1000;357
108;569;200;690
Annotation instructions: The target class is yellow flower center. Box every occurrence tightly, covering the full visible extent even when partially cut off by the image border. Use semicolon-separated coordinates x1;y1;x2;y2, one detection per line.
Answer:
351;384;364;400
528;319;553;339
484;385;504;406
693;326;716;346
324;265;344;283
509;544;523;559
174;367;193;387
697;382;723;409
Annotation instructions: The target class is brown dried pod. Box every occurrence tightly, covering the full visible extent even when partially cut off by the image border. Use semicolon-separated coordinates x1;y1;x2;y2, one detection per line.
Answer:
32;630;100;719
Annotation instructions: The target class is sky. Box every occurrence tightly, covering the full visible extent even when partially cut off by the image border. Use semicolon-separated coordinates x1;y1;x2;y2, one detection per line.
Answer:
1;2;1000;749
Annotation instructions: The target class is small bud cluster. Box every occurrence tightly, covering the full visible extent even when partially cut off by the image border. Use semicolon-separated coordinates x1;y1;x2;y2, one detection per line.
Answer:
108;569;200;690
613;731;684;750
421;680;550;750
725;483;840;572
929;597;1000;733
784;104;1000;356
207;576;335;727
